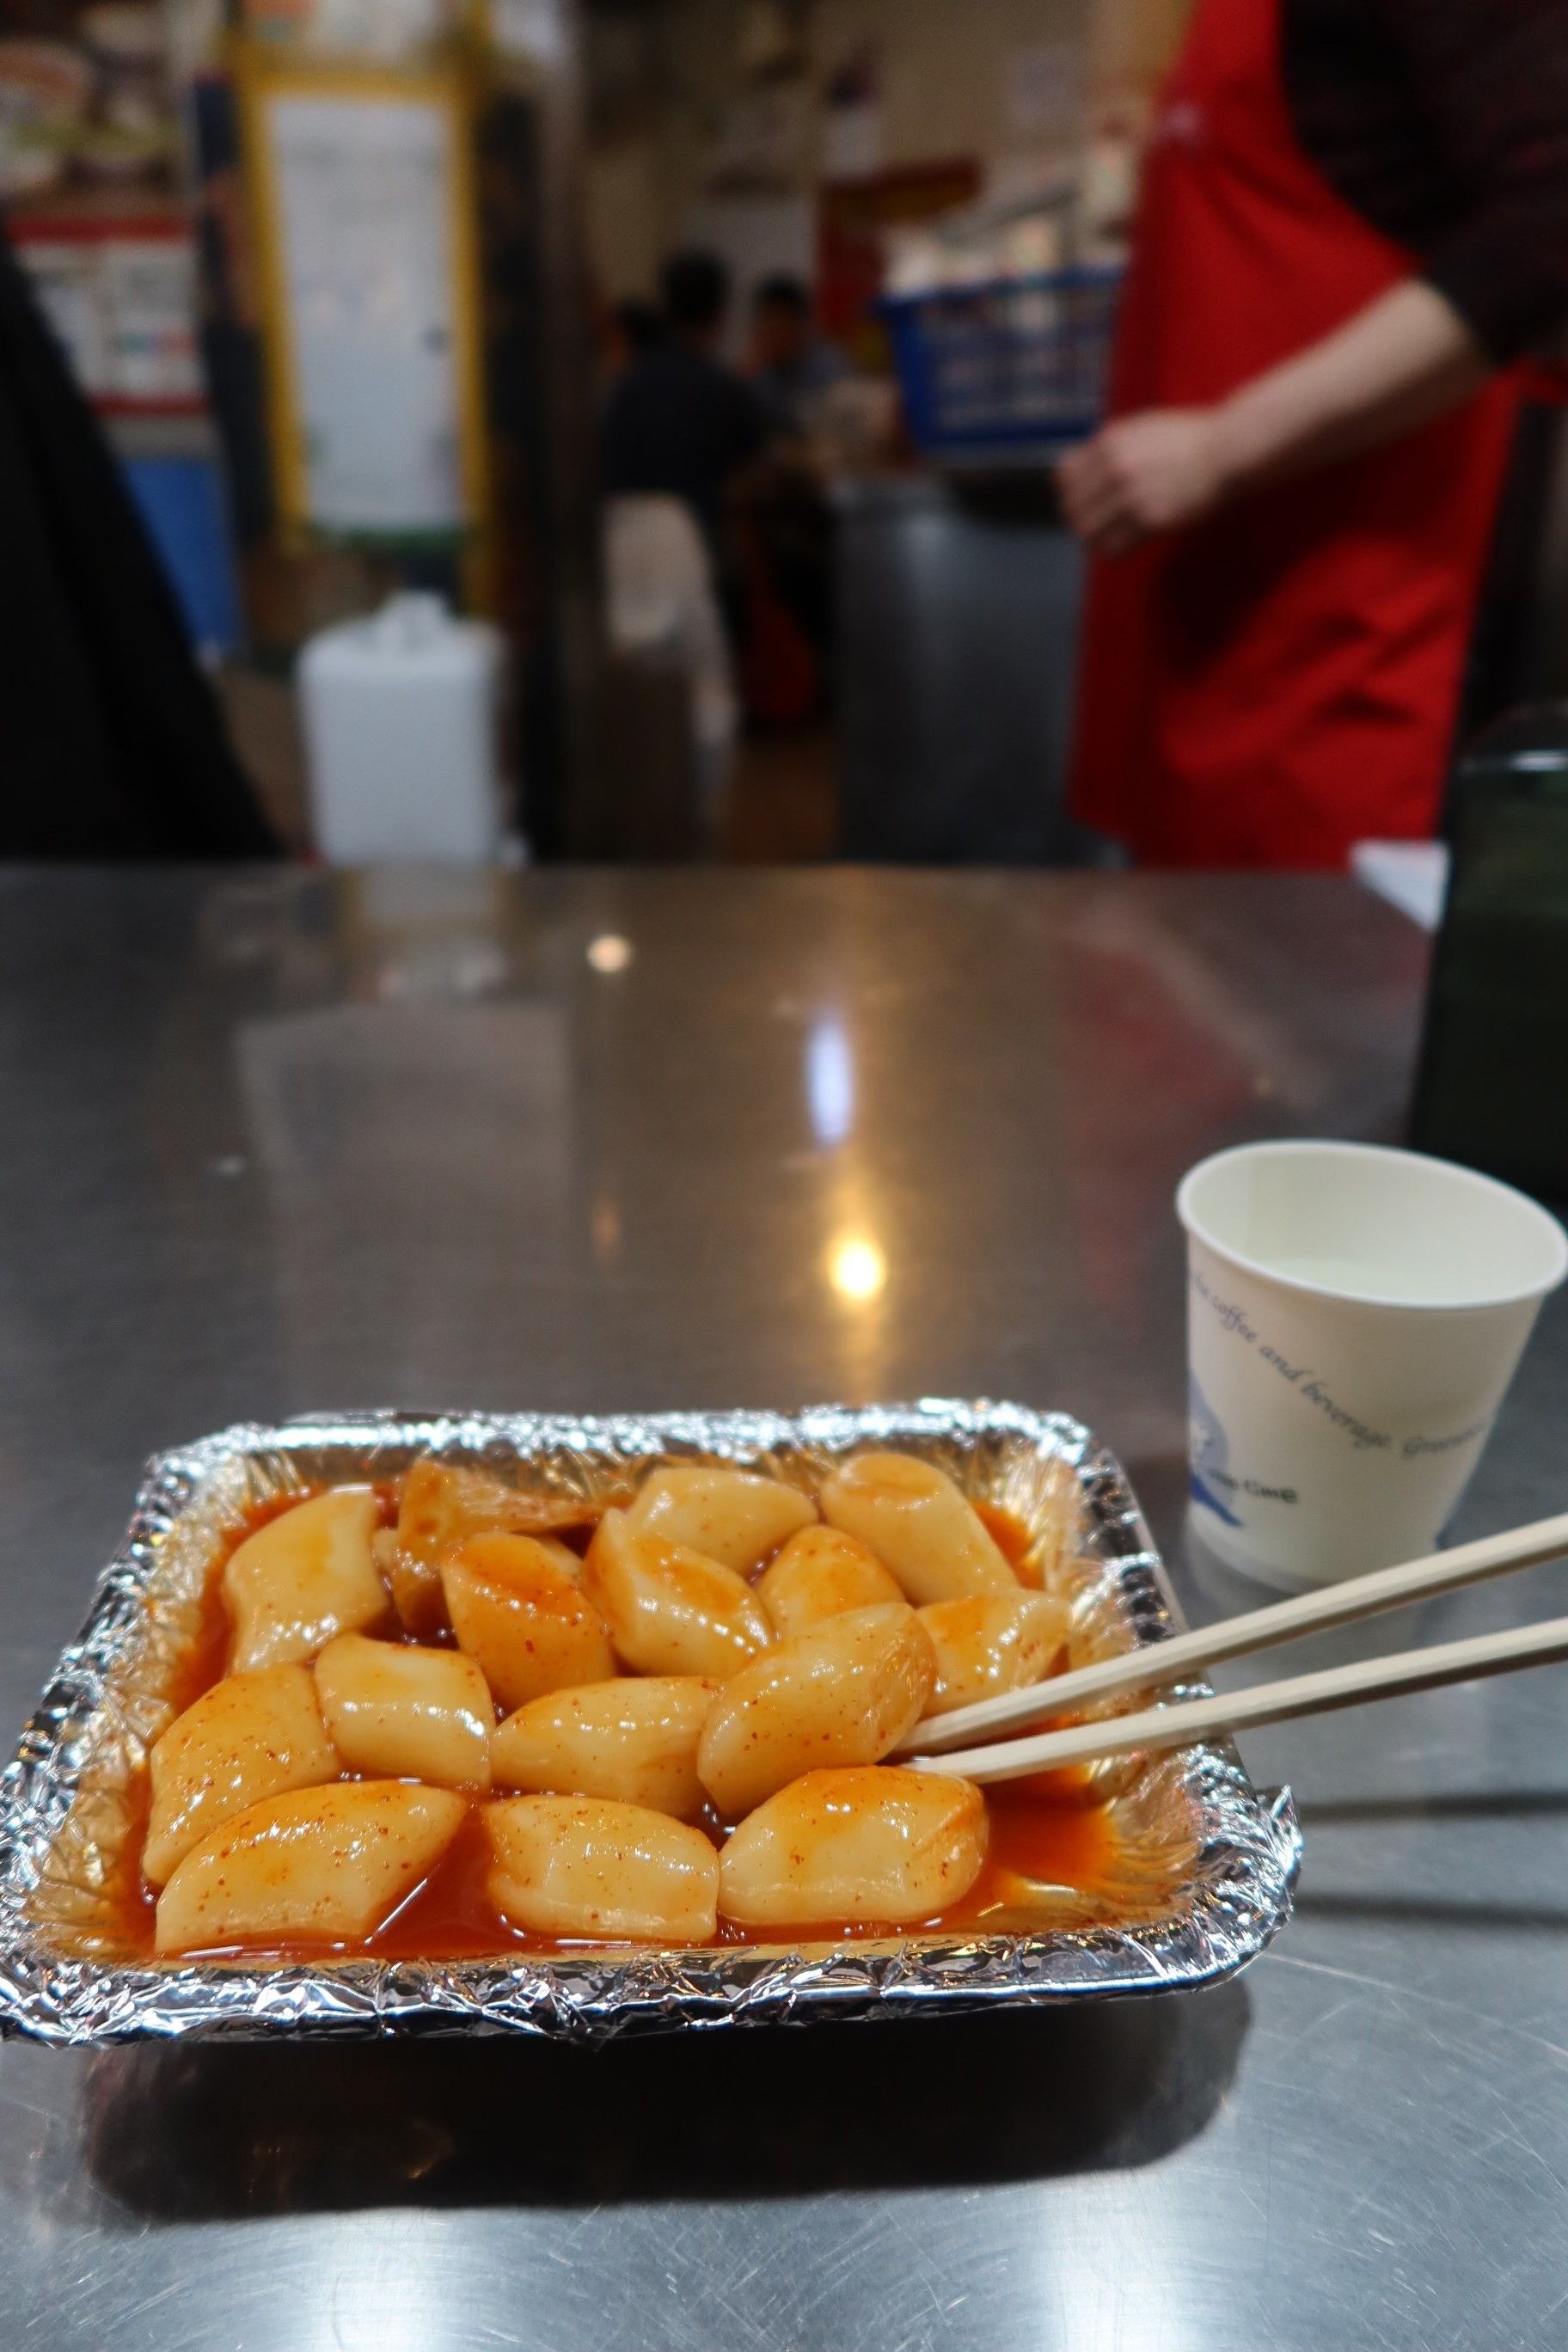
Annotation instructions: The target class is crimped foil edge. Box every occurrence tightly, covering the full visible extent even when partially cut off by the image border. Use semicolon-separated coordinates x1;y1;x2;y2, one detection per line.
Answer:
0;1401;1300;2044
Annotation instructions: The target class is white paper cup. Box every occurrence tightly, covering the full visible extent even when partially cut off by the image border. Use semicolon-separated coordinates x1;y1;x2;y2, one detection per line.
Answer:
1176;1141;1567;1589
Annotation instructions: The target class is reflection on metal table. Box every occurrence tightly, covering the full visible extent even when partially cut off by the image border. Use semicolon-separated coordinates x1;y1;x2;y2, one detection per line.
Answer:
0;867;1564;2352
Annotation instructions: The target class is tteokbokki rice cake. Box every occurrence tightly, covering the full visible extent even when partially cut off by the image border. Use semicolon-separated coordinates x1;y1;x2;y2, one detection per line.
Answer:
63;1449;1195;1963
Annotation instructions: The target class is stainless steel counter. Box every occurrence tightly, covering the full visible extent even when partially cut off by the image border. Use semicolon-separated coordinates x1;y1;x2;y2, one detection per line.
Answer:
2;867;1565;2351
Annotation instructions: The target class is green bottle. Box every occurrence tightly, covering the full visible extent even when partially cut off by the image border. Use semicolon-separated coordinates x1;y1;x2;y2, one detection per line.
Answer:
1411;706;1568;1202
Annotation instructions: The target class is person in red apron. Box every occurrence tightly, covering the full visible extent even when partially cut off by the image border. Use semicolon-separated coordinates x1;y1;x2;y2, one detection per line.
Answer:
1062;0;1568;868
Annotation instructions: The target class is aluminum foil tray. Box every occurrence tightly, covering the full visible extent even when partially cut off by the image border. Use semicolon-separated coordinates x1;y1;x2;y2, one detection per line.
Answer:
0;1401;1300;2044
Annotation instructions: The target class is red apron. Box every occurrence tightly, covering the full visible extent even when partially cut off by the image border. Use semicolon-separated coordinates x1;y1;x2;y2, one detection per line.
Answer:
1069;0;1522;869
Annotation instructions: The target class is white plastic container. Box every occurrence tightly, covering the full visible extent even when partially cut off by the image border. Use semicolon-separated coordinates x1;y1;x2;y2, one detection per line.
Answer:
298;593;507;863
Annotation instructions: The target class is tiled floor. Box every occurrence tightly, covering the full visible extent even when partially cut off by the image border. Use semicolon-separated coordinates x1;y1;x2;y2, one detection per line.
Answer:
723;726;837;863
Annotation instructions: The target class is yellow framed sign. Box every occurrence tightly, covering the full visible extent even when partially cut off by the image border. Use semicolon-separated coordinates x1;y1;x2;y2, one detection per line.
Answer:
236;50;490;553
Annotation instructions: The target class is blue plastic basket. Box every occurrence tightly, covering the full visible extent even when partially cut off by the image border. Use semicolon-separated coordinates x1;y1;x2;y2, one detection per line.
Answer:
882;264;1123;462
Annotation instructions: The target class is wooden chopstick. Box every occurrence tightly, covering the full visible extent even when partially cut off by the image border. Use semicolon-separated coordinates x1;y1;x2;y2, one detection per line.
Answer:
899;1507;1568;1758
909;1610;1568;1785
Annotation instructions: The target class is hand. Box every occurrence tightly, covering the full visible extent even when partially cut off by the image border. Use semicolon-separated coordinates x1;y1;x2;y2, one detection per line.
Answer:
1057;407;1235;554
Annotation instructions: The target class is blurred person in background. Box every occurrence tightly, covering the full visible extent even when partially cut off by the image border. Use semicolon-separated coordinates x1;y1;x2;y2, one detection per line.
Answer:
1060;0;1568;870
607;297;665;375
600;256;759;824
746;274;851;444
0;228;275;858
736;273;855;720
603;249;765;579
593;290;665;404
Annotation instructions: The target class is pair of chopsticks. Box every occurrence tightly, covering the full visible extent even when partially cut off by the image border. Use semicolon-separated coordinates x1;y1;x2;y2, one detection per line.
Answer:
901;1509;1568;1785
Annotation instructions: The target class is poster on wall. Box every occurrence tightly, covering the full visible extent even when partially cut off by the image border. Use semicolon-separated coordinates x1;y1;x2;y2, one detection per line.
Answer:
242;63;487;539
11;220;205;413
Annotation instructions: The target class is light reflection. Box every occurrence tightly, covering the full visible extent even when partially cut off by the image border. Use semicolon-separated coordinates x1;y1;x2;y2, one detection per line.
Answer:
297;2214;461;2352
591;1193;622;1265
828;1233;887;1302
586;934;634;975
805;1015;854;1147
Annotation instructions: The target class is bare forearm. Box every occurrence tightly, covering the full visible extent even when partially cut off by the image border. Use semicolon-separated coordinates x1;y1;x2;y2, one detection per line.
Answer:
1215;280;1491;493
1058;279;1498;554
